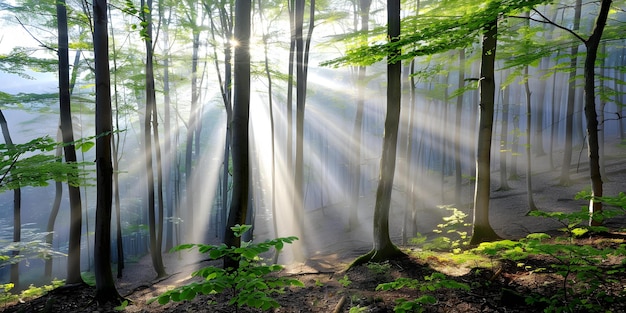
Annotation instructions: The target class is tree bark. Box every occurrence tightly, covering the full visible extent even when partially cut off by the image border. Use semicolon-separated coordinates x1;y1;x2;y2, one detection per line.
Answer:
142;0;166;278
93;0;123;304
57;0;85;285
352;0;404;266
0;110;20;288
469;19;500;245
560;0;582;185
455;49;467;201
524;65;537;212
223;0;251;270
349;0;371;231
584;0;611;225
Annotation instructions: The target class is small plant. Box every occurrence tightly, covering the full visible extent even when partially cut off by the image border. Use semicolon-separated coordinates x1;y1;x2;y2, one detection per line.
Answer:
0;279;65;308
338;275;352;287
0;283;17;307
412;206;470;253
366;261;391;275
114;300;129;311
151;225;303;311
349;305;368;313
476;198;626;313
376;272;470;313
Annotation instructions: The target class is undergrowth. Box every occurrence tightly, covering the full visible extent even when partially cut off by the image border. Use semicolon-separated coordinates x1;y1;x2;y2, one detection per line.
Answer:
151;224;303;311
475;192;626;312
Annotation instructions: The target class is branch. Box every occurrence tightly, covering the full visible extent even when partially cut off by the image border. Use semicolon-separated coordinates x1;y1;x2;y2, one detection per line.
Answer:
15;17;57;52
533;8;587;43
0;156;20;187
508;9;587;44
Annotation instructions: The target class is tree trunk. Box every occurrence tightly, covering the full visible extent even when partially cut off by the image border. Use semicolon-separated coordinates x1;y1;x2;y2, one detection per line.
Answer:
142;0;166;278
160;0;174;253
524;65;537;212
455;49;467;202
469;20;500;245
497;81;511;191
0;110;20;288
584;0;611;225
257;0;280;263
352;0;404;266
560;0;582;185
349;0;371;230
185;21;201;240
93;0;123;304
108;6;125;278
57;0;85;285
223;0;251;270
292;0;314;262
45;134;63;279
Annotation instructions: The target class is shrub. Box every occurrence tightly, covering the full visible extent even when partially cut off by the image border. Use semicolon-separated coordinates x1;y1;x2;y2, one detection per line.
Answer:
151;224;303;311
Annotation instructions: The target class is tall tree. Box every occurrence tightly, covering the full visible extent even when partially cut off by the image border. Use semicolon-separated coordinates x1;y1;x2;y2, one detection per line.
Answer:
292;0;315;262
142;0;167;278
56;0;84;285
523;64;538;211
93;0;123;304
182;0;206;240
0;110;21;288
582;0;612;224
223;0;250;270
559;0;582;185
469;19;501;245
352;0;404;265
497;80;511;191
455;49;469;201
530;0;613;223
349;0;372;230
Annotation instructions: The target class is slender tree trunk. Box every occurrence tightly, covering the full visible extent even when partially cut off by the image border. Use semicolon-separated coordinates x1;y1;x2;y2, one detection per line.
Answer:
142;0;166;278
57;0;85;285
469;20;500;245
598;43;607;180
349;0;371;230
93;0;122;304
292;0;314;262
402;59;417;244
223;0;250;270
205;1;233;239
524;65;537;211
549;49;562;170
352;0;404;266
560;0;582;185
455;49;466;202
185;22;201;240
584;0;611;225
498;82;511;191
108;7;125;278
0;110;20;288
257;0;280;263
45;132;63;279
160;2;174;252
47;48;82;280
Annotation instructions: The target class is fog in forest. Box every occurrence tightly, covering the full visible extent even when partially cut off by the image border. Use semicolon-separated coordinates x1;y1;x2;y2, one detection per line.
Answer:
0;0;625;297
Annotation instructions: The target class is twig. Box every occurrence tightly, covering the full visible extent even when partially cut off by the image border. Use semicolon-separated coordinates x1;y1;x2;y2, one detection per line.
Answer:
333;295;346;313
507;10;587;44
15;17;57;52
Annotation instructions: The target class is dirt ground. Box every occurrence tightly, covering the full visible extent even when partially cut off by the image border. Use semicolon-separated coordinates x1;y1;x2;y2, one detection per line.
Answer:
2;142;626;312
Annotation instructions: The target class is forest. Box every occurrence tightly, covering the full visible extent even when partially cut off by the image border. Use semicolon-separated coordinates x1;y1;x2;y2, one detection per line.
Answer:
1;0;626;312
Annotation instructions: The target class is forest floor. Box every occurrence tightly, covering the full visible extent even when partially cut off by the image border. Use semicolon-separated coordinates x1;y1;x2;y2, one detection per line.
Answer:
2;141;626;313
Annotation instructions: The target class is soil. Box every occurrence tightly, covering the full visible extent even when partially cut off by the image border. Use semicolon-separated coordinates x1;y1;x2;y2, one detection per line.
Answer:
2;142;626;313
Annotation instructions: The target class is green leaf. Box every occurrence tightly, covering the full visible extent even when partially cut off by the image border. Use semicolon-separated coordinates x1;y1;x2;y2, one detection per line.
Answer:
77;141;94;152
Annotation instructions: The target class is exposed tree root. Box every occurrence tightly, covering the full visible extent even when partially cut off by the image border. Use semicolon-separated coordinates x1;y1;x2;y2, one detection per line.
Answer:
347;244;406;270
